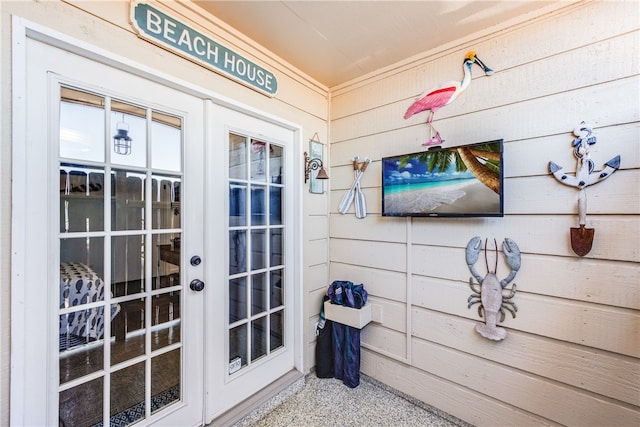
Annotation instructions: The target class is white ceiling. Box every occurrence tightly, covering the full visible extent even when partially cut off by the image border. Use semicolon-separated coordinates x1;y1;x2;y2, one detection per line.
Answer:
193;1;559;88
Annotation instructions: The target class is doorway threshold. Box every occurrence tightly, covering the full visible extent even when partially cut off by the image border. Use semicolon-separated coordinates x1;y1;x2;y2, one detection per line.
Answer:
206;369;304;427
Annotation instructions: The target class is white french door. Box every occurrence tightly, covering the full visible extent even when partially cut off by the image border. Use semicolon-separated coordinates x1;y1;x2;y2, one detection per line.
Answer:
14;37;205;426
204;104;297;422
13;25;300;427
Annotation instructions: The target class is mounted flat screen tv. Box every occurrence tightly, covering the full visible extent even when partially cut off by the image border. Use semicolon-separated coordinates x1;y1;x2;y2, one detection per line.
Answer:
381;139;504;217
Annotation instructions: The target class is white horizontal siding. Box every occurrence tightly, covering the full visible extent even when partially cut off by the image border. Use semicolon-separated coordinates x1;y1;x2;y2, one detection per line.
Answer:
413;308;639;407
328;1;640;425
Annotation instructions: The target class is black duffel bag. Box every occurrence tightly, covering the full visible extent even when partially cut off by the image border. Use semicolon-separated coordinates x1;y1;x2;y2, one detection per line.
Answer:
315;295;334;378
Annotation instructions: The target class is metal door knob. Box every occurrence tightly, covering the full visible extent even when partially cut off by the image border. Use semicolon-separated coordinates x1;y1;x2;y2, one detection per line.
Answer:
190;279;205;292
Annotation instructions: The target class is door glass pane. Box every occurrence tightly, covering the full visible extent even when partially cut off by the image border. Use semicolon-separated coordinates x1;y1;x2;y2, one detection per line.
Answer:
229;230;246;275
111;300;145;365
229;183;246;227
270;310;284;351
111;170;145;231
60;165;105;233
60;238;105;283
111;235;145;297
251;316;267;361
270;269;283;308
250;140;267;182
57;86;184;427
270;229;283;267
229;324;248;371
251;229;266;270
251;273;267;315
151;291;181;352
269;187;282;225
229;133;247;180
229;277;247;322
110;362;145;425
151;113;182;172
60;88;105;163
110;100;146;168
153;233;181;290
59;377;103;427
269;144;283;184
227;135;286;375
152;175;181;230
59;310;104;383
251;184;266;225
151;349;181;413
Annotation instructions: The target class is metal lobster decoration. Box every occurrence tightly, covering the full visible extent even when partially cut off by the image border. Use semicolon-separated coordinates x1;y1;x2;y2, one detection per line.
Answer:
466;236;521;341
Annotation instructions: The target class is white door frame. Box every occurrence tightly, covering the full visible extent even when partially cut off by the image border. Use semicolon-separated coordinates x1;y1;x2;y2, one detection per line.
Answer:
11;16;305;425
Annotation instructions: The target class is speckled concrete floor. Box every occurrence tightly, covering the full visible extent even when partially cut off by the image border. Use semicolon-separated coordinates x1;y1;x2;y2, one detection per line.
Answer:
232;374;471;427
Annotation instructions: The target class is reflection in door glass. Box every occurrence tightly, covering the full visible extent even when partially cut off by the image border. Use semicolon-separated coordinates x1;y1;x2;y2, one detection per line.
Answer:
110;362;146;424
270;229;283;267
110;100;146;168
229;133;247;180
59;377;103;427
270;269;284;308
60;88;105;163
111;235;145;297
251;316;268;361
251;273;267;315
270;310;284;351
152;175;181;230
229;277;247;322
229;324;248;370
57;86;185;427
269;187;282;225
60;237;105;279
229;230;247;275
251;184;266;225
250;140;268;182
269;144;283;184
59;310;104;383
110;300;145;365
111;169;146;231
251;229;266;270
228;135;286;375
151;291;181;352
151;112;182;172
152;233;181;290
151;349;181;413
229;183;247;227
59;165;105;233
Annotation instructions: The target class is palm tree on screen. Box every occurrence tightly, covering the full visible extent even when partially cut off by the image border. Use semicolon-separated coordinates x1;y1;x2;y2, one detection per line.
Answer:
399;143;501;194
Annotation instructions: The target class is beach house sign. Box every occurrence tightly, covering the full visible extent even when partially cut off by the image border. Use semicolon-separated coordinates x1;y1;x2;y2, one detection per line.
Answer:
131;1;278;96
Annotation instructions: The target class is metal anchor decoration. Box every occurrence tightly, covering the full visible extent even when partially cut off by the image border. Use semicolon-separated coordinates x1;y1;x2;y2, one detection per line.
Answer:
549;122;621;256
466;237;521;341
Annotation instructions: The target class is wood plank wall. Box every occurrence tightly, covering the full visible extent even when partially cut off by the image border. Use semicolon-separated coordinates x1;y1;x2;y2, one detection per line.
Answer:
327;2;639;425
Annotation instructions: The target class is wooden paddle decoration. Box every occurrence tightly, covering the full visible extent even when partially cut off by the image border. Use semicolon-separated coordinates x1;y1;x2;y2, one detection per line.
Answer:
549;122;620;256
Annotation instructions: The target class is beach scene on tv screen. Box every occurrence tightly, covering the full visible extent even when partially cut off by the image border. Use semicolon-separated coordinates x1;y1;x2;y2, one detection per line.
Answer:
382;142;502;216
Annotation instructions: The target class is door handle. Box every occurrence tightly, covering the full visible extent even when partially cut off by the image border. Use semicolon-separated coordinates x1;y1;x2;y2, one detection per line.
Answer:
190;279;205;292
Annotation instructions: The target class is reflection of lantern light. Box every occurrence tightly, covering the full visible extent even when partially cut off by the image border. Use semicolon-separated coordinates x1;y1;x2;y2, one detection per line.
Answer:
113;120;132;155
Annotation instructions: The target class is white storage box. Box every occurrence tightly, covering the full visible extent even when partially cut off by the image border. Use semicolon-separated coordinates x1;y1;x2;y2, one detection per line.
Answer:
324;300;371;329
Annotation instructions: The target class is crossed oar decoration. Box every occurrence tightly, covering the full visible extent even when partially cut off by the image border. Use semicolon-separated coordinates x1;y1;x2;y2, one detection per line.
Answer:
338;156;371;218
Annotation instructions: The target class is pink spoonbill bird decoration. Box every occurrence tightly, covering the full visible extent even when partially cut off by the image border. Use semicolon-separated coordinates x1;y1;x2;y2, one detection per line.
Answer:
404;51;494;147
